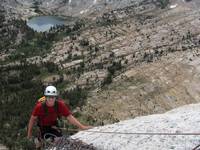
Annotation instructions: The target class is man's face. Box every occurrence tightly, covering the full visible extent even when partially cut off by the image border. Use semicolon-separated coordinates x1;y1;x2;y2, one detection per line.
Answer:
46;96;56;107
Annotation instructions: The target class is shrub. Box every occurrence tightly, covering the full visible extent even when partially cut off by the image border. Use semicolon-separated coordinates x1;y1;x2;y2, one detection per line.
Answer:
62;86;88;108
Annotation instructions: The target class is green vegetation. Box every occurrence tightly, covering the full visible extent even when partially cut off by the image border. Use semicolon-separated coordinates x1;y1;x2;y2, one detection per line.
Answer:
32;1;43;14
0;17;31;52
0;16;86;63
103;61;122;86
156;0;169;9
0;17;54;61
62;86;88;109
0;61;90;149
0;63;44;149
0;15;90;149
96;14;118;27
9;33;53;60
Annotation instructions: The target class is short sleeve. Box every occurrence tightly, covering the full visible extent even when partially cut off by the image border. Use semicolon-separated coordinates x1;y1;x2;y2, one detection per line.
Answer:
32;103;41;116
58;101;71;117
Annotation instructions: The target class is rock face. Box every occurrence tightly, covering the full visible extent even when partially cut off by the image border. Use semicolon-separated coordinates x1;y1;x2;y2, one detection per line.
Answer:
1;0;143;19
39;0;143;17
72;103;200;150
3;0;200;20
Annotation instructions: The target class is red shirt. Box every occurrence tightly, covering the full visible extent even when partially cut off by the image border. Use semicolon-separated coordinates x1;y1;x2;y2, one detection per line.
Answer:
32;99;71;126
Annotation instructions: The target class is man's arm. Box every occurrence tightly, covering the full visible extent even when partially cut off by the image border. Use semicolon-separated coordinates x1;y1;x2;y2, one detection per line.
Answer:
27;115;37;138
66;114;92;130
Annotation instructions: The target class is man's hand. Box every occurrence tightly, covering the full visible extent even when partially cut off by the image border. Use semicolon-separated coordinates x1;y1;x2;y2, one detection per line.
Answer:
67;115;93;130
80;125;93;130
27;133;32;139
27;131;33;140
27;136;33;142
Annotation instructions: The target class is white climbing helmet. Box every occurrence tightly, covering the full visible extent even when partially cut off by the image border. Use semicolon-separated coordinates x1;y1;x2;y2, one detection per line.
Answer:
44;85;58;96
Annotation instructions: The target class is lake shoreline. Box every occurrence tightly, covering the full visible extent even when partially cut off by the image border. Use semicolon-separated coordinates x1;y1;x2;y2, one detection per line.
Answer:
27;16;65;32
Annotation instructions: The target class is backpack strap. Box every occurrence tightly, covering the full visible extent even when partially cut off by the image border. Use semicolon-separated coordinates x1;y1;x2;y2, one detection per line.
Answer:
54;100;62;120
54;99;59;114
42;101;48;116
41;98;59;117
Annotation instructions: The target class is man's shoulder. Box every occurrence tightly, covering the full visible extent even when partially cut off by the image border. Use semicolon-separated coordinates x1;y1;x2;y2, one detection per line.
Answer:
35;101;43;108
32;100;43;115
57;98;65;105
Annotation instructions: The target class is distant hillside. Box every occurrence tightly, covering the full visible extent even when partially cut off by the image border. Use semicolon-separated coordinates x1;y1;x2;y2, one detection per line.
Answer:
79;51;200;125
1;0;169;19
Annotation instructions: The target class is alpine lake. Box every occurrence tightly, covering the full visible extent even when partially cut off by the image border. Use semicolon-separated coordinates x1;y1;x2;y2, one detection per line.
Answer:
27;16;65;32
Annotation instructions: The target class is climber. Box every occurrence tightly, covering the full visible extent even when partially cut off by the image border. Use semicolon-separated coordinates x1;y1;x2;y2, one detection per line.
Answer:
27;85;92;148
